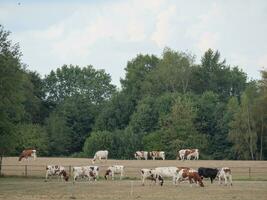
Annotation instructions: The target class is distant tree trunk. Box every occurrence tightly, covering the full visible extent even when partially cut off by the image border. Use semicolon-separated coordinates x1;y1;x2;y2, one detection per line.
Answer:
260;116;263;160
247;106;254;160
0;154;3;176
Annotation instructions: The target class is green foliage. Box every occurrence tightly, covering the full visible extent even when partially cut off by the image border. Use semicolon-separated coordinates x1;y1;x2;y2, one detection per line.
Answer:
0;25;28;157
15;124;48;156
45;112;72;156
129;96;158;135
44;65;116;105
142;48;194;96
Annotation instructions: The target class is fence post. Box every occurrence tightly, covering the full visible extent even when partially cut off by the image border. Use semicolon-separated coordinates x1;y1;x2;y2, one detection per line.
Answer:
25;165;27;177
248;167;251;179
69;165;71;176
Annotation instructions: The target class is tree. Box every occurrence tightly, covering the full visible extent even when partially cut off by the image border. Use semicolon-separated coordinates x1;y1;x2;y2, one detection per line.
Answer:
228;88;258;159
121;54;159;102
44;65;116;105
0;25;29;174
15;124;48;156
142;48;194;96
161;96;207;158
191;49;247;101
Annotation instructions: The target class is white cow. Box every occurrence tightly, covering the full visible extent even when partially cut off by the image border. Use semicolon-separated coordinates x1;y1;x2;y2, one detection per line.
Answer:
92;150;108;164
73;166;96;182
154;167;178;185
140;168;164;186
218;167;233;186
134;151;148;160
45;165;69;181
104;165;124;180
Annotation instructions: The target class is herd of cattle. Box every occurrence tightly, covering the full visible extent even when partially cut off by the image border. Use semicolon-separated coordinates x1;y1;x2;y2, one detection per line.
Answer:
18;149;232;187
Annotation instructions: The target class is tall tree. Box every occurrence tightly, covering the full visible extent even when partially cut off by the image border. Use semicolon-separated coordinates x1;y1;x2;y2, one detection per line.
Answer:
0;25;29;173
228;87;258;159
142;48;194;96
44;65;116;105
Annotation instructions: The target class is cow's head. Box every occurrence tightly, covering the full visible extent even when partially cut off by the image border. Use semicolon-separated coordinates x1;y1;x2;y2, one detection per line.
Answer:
104;169;112;180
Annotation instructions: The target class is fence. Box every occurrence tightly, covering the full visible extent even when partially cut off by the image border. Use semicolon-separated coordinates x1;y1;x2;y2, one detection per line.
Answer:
1;164;267;180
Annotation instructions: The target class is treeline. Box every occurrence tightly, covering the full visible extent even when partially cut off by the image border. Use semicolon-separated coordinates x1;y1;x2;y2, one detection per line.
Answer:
0;25;266;161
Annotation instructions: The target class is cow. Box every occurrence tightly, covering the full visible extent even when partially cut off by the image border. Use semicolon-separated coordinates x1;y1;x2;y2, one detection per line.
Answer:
88;166;100;179
45;165;69;182
134;151;148;160
18;149;37;161
177;168;204;187
198;167;219;184
92;150;108;164
140;168;164;186
187;149;199;160
73;166;97;182
149;151;165;160
154;167;179;185
217;167;233;186
177;149;199;160
104;165;124;180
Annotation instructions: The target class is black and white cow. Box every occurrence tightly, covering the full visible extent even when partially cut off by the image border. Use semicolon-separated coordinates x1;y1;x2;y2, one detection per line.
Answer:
198;167;219;184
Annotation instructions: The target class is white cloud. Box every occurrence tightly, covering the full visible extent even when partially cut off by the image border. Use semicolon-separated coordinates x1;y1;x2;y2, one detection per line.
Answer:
197;32;220;52
151;5;177;47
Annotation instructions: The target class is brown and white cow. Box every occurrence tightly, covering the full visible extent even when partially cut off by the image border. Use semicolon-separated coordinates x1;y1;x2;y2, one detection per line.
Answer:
18;149;37;161
177;149;199;160
149;151;165;160
134;151;148;160
217;167;233;186
45;165;69;182
140;168;164;186
73;166;97;182
176;168;204;187
104;165;124;180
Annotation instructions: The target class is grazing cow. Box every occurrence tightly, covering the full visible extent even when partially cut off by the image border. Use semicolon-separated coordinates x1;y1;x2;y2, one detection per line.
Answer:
217;167;233;186
177;149;199;160
140;168;164;186
149;151;165;160
134;151;148;160
88;166;100;179
104;165;124;180
18;149;37;161
92;150;108;164
154;167;178;185
187;149;199;160
45;165;69;182
177;168;204;187
198;167;219;183
73;166;96;182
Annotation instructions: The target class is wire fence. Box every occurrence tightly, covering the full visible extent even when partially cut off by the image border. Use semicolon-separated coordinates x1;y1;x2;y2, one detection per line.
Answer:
1;164;267;180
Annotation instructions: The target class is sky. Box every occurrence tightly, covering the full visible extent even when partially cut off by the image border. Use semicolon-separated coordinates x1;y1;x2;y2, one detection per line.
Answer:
1;0;267;87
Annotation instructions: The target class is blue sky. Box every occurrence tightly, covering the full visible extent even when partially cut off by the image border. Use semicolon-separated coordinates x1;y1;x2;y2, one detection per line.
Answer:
1;0;267;87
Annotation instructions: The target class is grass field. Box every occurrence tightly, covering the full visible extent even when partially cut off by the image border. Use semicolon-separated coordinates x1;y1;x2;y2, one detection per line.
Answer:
1;157;267;180
0;177;267;200
1;157;267;200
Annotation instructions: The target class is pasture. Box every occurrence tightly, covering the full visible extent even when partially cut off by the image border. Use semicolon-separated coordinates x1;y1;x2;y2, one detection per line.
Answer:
0;157;267;200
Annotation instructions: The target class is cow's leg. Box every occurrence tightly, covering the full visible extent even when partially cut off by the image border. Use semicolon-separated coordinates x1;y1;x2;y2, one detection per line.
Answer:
112;172;114;181
120;171;124;180
224;174;227;185
229;175;233;186
141;176;145;186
